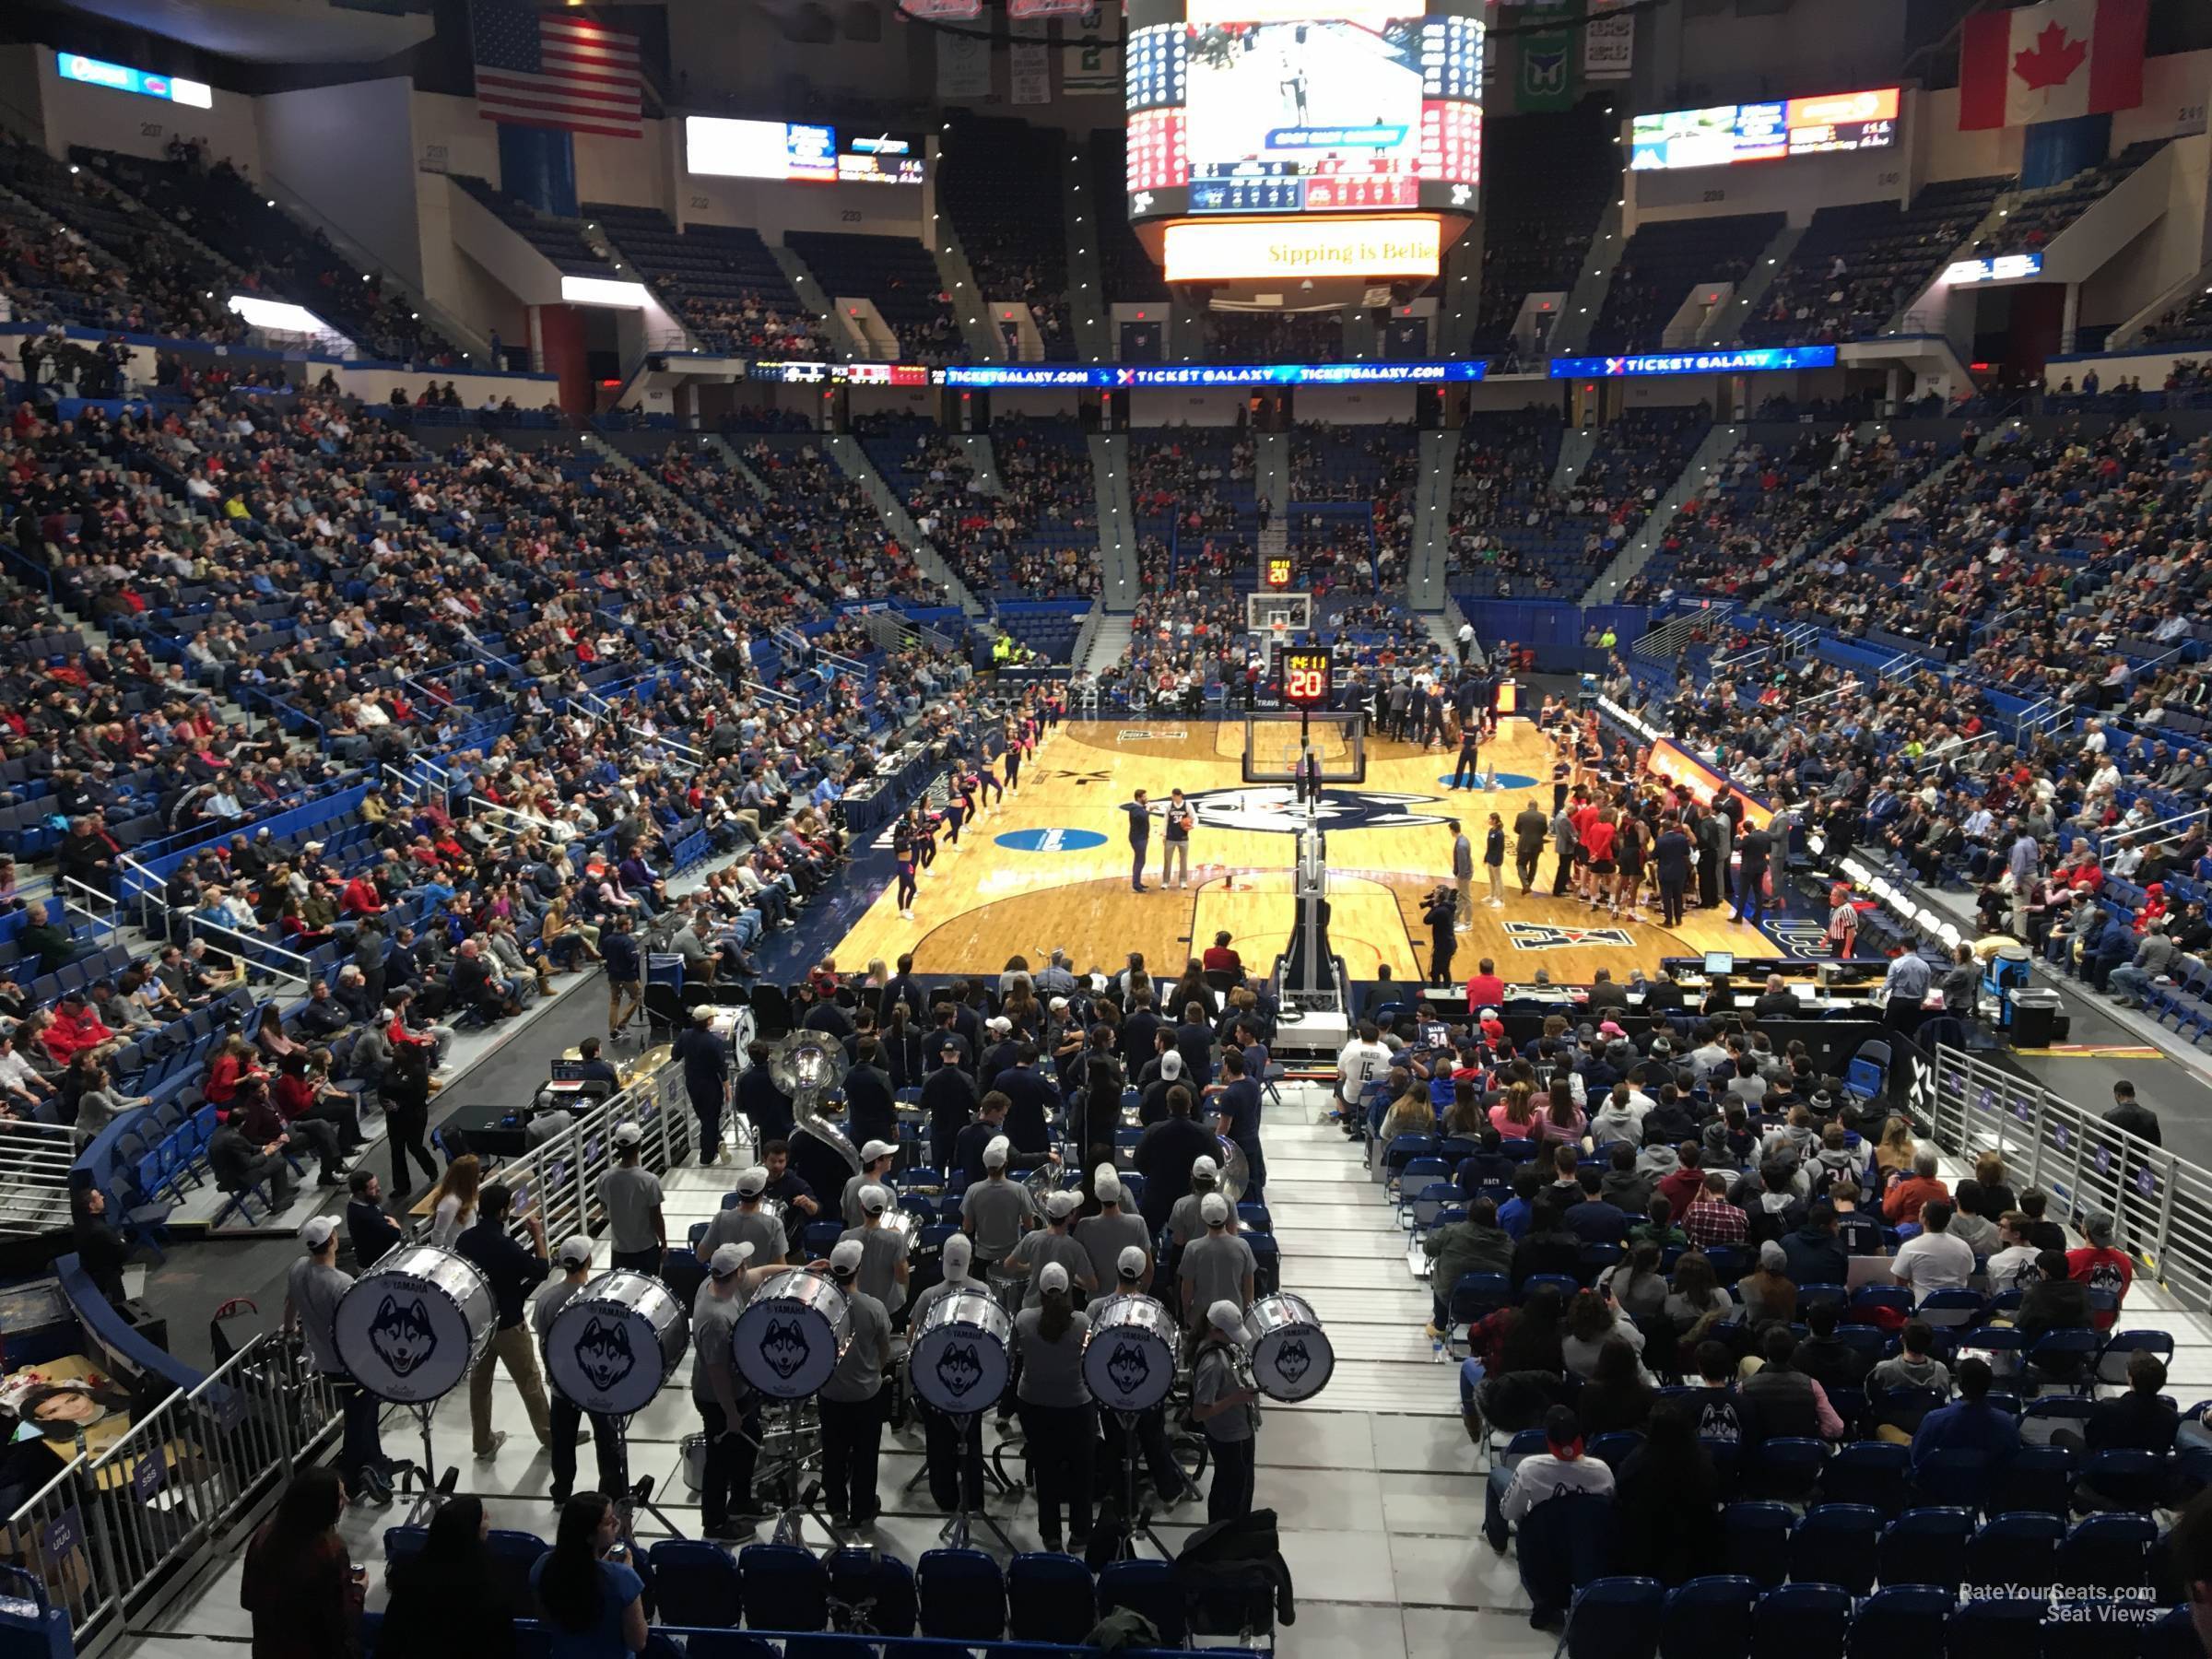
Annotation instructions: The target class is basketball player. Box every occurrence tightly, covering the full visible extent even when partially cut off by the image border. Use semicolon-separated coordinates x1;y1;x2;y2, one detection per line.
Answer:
1162;788;1195;888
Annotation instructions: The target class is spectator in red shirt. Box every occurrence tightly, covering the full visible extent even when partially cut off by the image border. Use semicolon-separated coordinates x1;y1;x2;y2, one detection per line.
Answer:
41;994;118;1067
1465;959;1507;1013
1200;932;1243;977
340;873;384;919
1882;1147;1950;1226
1655;1145;1707;1221
202;1032;264;1107
2065;1213;2134;1329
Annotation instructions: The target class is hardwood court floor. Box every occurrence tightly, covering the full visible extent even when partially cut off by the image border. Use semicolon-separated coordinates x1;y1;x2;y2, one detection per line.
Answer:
831;717;1771;982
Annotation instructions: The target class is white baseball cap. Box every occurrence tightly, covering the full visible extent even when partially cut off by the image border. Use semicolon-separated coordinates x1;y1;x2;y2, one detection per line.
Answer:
1201;1193;1230;1225
860;1139;898;1163
830;1238;865;1276
1193;1155;1218;1179
942;1234;973;1281
1094;1165;1122;1203
710;1241;755;1277
1159;1052;1184;1080
300;1216;337;1249
987;1016;1012;1033
860;1182;890;1214
1044;1189;1080;1219
983;1135;1011;1168
1207;1299;1247;1336
612;1121;642;1148
557;1235;594;1268
734;1166;768;1196
1116;1245;1147;1281
1039;1262;1070;1293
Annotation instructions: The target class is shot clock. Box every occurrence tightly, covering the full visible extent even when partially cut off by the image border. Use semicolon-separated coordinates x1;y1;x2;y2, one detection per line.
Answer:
1280;648;1333;710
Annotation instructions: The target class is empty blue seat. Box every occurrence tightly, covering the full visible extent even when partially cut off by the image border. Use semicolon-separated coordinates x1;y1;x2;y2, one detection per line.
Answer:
1721;1501;1791;1589
1006;1552;1093;1644
1564;1576;1663;1659
914;1548;1004;1641
1656;1575;1758;1659
1788;1503;1879;1594
1749;1582;1849;1659
646;1540;741;1629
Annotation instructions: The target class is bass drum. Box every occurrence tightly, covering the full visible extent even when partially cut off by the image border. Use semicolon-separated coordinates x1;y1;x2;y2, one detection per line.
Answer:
734;1270;852;1398
333;1246;494;1405
1243;1292;1333;1403
908;1288;1013;1414
544;1271;689;1417
1081;1293;1180;1414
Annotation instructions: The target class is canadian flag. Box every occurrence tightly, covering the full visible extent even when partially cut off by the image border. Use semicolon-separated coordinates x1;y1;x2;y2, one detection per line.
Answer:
1959;0;2147;130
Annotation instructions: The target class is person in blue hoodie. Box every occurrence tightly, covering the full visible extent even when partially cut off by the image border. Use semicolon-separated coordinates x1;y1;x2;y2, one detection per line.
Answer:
1910;1357;2018;1477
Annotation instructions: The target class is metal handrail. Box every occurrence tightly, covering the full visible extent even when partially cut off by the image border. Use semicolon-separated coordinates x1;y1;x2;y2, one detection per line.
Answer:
171;913;314;992
1917;1044;2212;1310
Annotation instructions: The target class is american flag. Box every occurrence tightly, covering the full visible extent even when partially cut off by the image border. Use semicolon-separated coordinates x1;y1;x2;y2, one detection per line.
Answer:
471;0;642;140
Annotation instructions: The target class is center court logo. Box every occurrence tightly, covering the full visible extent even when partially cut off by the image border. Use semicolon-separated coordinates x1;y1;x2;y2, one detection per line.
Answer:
1184;786;1452;833
994;828;1110;853
1505;922;1633;950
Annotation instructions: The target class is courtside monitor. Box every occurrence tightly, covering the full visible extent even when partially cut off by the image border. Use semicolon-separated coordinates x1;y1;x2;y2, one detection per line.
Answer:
1703;951;1735;977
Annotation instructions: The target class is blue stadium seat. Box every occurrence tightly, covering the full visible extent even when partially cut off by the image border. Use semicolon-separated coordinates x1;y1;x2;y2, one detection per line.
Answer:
1564;1576;1663;1659
646;1540;742;1629
914;1548;1005;1641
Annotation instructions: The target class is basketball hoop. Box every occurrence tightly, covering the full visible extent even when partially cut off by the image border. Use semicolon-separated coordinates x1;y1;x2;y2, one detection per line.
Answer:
1269;616;1288;657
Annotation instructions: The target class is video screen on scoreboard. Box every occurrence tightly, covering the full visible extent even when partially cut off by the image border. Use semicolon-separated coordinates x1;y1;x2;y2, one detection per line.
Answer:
1629;87;1899;172
686;117;924;185
1127;0;1480;219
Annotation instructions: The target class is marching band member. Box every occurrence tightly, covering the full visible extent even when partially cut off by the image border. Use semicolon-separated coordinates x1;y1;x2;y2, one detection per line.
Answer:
840;1182;910;1317
907;1233;988;1512
1094;1244;1197;1508
534;1235;627;1505
1193;1300;1262;1523
1014;1261;1095;1552
691;1241;795;1539
282;1216;391;1505
818;1238;894;1529
696;1163;791;1265
1007;1188;1097;1307
1177;1193;1256;1335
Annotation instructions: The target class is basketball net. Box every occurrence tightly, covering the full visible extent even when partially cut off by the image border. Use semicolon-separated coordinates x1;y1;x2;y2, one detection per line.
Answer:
1269;617;1288;657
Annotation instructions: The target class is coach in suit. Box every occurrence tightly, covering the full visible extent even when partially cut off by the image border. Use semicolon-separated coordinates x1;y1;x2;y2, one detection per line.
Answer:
1695;810;1727;911
1654;823;1692;927
1513;802;1549;897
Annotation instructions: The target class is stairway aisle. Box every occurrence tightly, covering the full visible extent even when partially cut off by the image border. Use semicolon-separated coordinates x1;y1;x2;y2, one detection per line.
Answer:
1256;1081;1559;1659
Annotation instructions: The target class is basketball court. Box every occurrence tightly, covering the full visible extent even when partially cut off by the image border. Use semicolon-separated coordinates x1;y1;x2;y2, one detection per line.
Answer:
830;712;1773;983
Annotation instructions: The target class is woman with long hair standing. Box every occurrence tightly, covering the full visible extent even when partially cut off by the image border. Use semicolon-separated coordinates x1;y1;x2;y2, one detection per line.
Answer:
378;1496;516;1659
240;1466;358;1659
383;1039;440;1200
1013;1262;1096;1552
532;1492;647;1657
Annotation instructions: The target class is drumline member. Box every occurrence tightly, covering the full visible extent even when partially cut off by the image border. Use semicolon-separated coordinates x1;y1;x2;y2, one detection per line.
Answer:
282;1216;392;1505
1193;1299;1262;1523
597;1122;665;1276
960;1135;1036;1274
1006;1189;1097;1308
840;1182;910;1318
1074;1165;1151;1289
841;1141;900;1228
691;1241;799;1538
1094;1245;1197;1508
535;1235;629;1505
696;1163;791;1265
1176;1194;1256;1335
906;1232;989;1513
1014;1261;1096;1552
1167;1155;1232;1250
818;1237;894;1529
758;1139;822;1249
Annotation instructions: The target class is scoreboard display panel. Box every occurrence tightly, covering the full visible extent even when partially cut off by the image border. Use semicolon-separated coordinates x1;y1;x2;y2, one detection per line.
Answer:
1279;648;1333;709
1127;0;1481;221
1629;87;1899;172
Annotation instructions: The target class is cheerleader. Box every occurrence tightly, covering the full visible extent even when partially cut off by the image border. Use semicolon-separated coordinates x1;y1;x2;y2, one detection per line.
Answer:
892;818;921;920
907;806;939;873
1002;724;1025;793
977;759;1005;813
940;784;969;853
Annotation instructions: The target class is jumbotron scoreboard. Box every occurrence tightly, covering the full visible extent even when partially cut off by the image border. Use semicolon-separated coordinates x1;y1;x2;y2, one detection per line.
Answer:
1124;0;1481;294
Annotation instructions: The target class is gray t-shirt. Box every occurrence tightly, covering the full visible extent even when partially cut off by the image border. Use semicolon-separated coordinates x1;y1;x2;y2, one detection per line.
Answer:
288;1257;353;1374
841;1172;897;1230
1010;1229;1095;1308
1168;1192;1218;1248
839;1223;909;1316
905;1275;969;1337
599;1164;665;1254
690;1279;746;1406
532;1275;584;1343
1015;1306;1093;1406
961;1178;1035;1260
1193;1341;1256;1441
700;1206;787;1268
1075;1209;1152;1290
1177;1231;1255;1320
820;1288;891;1403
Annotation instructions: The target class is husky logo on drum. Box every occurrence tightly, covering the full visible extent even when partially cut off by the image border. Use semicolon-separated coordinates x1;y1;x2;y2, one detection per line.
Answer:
1107;1340;1152;1399
572;1317;636;1394
368;1296;437;1378
761;1317;811;1382
934;1341;982;1399
1273;1338;1312;1388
